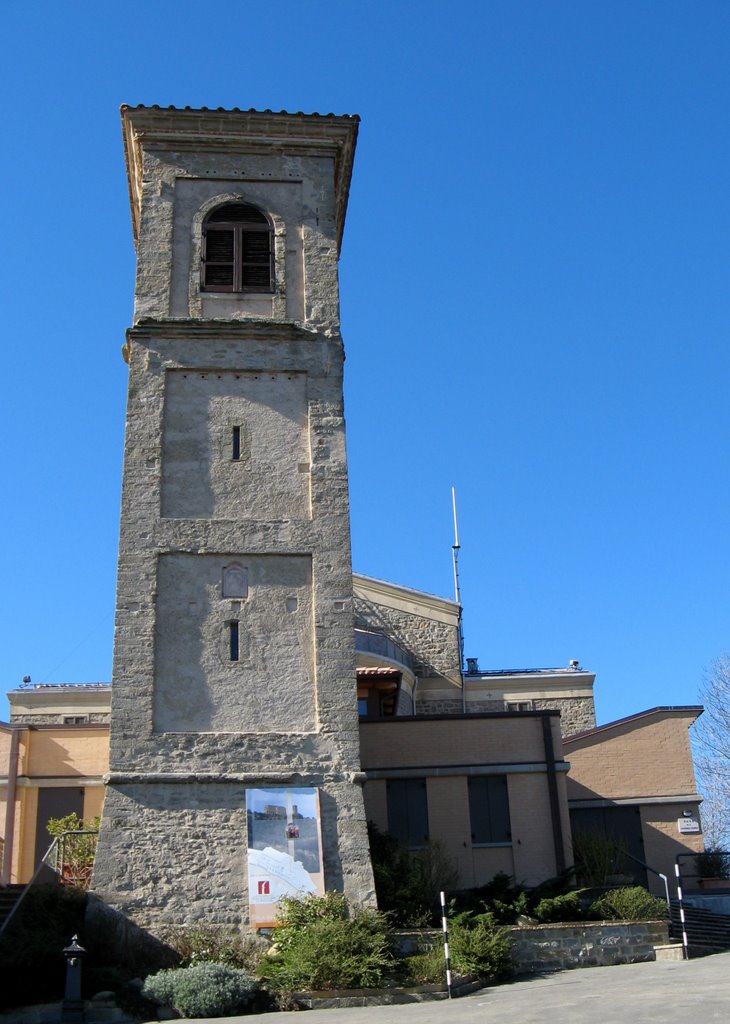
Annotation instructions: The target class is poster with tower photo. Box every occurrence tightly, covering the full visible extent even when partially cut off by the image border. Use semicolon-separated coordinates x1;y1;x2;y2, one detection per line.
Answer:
246;787;324;927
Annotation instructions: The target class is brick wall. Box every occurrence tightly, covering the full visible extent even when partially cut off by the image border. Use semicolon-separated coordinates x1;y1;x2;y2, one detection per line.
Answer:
565;709;701;802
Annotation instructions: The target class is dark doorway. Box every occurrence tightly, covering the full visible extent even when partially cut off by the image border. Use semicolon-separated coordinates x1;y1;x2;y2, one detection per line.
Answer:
34;787;85;868
570;805;647;887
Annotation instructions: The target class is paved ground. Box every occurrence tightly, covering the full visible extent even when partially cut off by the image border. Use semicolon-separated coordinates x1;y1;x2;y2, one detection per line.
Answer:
162;952;730;1024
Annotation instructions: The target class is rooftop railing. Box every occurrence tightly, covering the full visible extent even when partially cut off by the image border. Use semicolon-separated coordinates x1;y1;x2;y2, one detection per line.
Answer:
354;629;413;671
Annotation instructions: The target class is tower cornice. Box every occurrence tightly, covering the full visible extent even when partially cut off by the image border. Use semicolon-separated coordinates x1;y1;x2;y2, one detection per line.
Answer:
120;104;360;253
123;317;330;361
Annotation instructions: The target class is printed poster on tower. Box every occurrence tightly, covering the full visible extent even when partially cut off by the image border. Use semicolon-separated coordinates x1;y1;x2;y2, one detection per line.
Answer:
246;787;325;927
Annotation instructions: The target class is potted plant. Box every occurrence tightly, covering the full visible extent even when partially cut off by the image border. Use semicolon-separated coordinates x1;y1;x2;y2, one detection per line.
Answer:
695;848;730;888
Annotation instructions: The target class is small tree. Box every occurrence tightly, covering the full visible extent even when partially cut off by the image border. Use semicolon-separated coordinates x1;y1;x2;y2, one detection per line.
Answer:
693;656;730;848
368;823;458;926
46;812;100;888
571;829;627;887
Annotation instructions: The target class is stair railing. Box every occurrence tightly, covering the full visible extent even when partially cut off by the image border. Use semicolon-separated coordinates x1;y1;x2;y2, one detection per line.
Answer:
0;828;99;939
675;849;730;960
0;837;59;939
620;850;671;918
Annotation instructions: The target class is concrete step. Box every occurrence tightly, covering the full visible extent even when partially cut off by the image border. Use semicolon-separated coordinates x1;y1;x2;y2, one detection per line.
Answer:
654;944;684;962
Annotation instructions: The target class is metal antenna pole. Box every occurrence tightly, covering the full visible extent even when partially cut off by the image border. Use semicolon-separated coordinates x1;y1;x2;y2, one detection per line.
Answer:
451;487;461;605
451;488;466;711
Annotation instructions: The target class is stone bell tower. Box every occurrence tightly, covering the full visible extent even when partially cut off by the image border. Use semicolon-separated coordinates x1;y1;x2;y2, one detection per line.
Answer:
92;105;375;929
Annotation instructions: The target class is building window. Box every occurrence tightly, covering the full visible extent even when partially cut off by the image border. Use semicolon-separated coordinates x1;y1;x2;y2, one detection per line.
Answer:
229;621;240;662
202;202;274;293
506;700;533;712
468;775;511;844
63;715;89;725
386;779;429;847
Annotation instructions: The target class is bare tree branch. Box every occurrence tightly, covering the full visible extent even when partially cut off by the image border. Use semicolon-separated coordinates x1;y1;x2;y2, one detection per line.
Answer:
693;655;730;847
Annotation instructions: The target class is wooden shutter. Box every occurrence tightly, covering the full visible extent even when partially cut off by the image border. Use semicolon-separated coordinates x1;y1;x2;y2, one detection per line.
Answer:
241;229;273;290
204;229;235;288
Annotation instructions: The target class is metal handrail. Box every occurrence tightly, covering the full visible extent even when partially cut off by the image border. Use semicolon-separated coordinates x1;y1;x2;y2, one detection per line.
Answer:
0;837;59;939
620;850;671;917
0;828;99;939
354;628;414;670
675;849;730;961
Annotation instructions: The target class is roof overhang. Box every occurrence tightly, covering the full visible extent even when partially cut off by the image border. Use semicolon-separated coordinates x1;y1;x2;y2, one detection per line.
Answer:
120;104;360;253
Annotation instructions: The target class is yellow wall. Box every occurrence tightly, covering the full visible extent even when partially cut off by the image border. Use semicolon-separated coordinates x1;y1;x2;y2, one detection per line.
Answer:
360;715;562;769
2;725;109;883
25;727;109;778
565;710;699;802
361;715;570;890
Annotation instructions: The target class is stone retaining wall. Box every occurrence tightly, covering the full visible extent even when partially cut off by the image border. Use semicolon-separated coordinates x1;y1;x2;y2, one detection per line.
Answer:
395;920;669;974
506;920;669;973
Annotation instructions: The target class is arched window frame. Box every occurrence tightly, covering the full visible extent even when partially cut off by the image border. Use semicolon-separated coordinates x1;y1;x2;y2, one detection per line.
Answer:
201;201;275;294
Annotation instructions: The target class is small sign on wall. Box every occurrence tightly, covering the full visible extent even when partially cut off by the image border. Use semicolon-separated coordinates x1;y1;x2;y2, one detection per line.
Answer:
677;817;701;834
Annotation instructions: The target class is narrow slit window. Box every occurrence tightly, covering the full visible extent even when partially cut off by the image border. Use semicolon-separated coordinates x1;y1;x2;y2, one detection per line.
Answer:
229;621;240;662
232;426;241;461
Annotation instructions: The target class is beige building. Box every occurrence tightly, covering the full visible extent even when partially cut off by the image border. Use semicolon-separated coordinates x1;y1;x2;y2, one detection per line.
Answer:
1;708;108;886
565;707;704;894
1;579;704;898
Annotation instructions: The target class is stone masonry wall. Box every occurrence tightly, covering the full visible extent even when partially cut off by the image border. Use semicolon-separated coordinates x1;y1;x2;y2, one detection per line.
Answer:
415;696;595;734
8;712;111;724
395;920;669;972
533;697;596;736
506;920;669;973
417;699;464;715
354;596;461;687
92;109;375;930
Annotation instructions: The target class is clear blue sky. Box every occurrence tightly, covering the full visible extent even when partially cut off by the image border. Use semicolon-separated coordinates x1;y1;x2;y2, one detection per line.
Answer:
2;1;728;725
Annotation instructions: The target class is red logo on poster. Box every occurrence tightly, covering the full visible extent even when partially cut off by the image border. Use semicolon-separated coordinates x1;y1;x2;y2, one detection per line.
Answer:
257;880;270;895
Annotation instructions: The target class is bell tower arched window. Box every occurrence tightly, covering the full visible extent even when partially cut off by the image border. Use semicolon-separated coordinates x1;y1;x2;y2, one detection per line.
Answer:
202;202;274;293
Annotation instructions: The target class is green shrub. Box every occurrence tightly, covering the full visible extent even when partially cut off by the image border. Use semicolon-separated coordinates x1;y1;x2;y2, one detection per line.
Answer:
446;868;532;925
449;916;513;981
368;824;458;926
276;890;348;927
589;886;667;921
143;968;177;1008
533;891;585;923
159;922;264;970
143;962;257;1018
449;871;525;923
450;869;579;925
258;893;395;991
399;945;446;985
